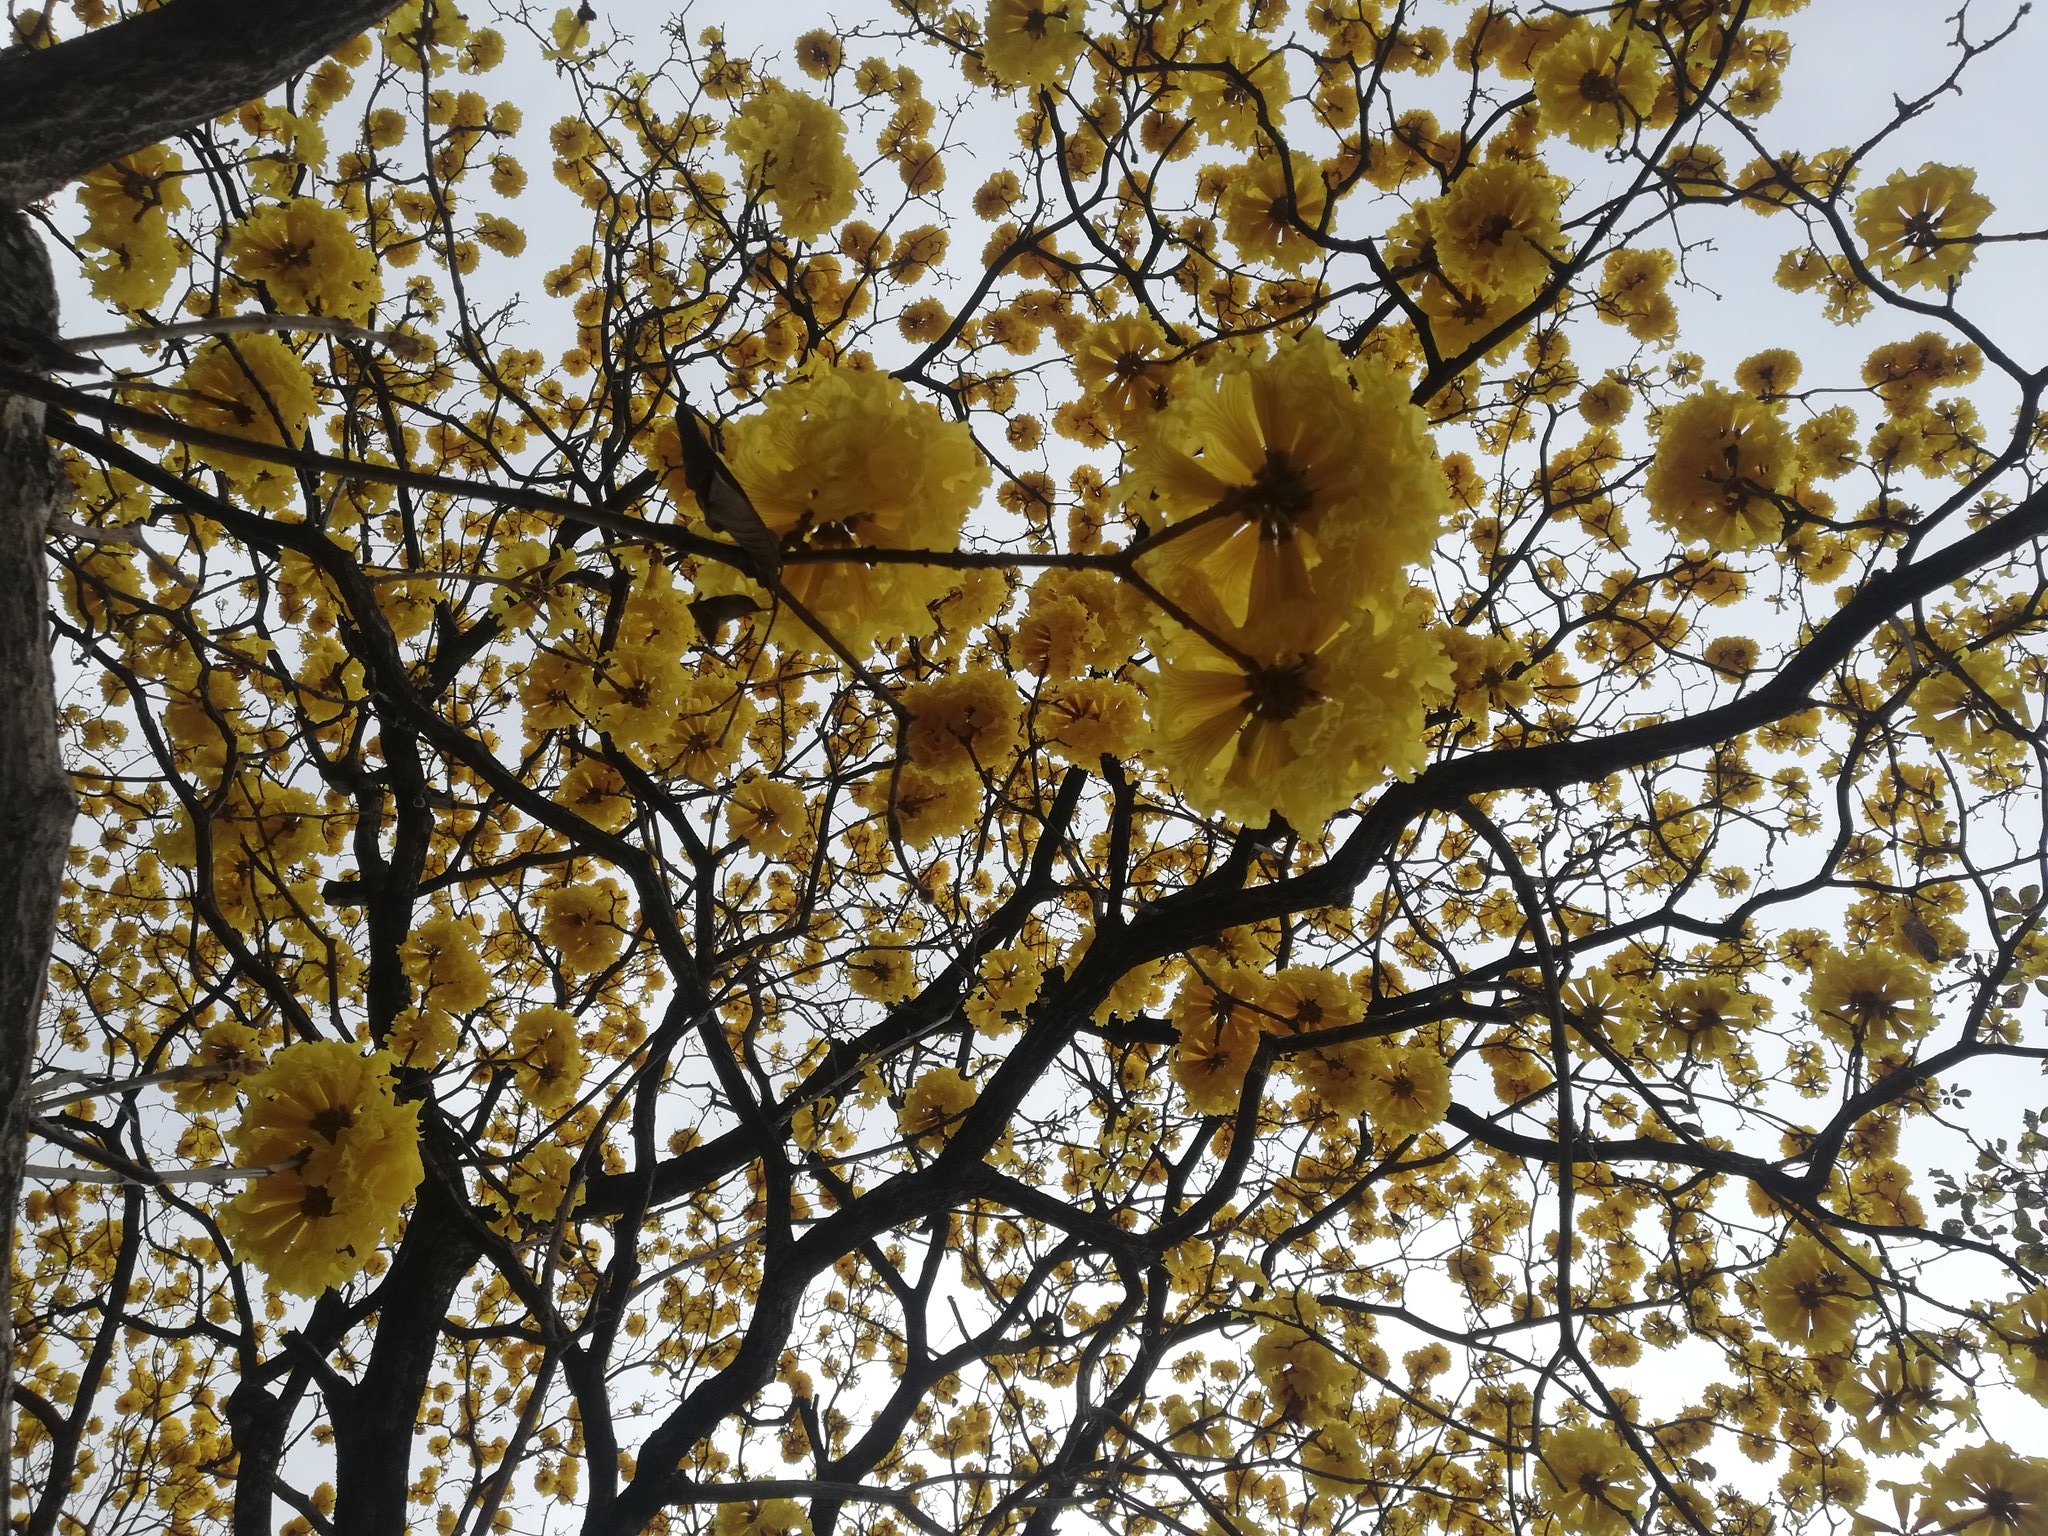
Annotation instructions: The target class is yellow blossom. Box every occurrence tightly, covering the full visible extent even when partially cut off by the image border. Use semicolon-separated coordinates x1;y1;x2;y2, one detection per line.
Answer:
899;1066;977;1145
1433;160;1563;304
710;365;990;649
540;879;629;974
220;1042;423;1296
1646;384;1796;550
1805;945;1934;1055
1534;1425;1645;1536
1854;163;1993;291
1923;1442;2048;1536
1534;20;1658;149
175;336;319;509
227;197;381;321
1755;1233;1875;1353
507;1006;586;1113
1127;331;1447;626
982;0;1090;89
724;86;860;242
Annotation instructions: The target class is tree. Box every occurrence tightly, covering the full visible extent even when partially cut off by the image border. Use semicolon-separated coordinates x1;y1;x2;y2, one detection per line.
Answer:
7;0;2048;1534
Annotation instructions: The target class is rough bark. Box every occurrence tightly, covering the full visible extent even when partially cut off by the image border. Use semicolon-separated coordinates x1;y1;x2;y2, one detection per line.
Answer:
0;208;75;1536
0;0;406;205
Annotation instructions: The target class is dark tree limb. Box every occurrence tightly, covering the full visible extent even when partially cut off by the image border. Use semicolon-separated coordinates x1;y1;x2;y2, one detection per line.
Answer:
0;0;405;206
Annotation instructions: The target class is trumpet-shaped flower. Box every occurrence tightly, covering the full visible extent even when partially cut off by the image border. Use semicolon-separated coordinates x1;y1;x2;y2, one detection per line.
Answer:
220;1042;422;1295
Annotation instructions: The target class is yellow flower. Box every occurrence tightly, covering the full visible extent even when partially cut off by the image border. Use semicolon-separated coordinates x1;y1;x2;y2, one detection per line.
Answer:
1923;1442;2048;1536
850;933;919;1003
1146;600;1448;831
543;6;590;59
981;0;1089;89
1533;1425;1644;1536
1831;1348;1951;1453
508;1006;586;1113
1184;31;1289;150
1354;1042;1451;1140
75;146;188;311
499;1143;580;1223
1128;332;1447;626
380;0;468;72
220;1042;423;1296
714;365;990;649
1433;160;1564;304
902;669;1025;777
793;29;842;79
1805;945;1934;1055
853;764;981;848
1991;1290;2048;1405
227;197;381;322
1855;163;1993;291
1036;676;1147;765
558;755;632;831
1755;1233;1874;1353
723;85;860;242
1594;246;1677;342
401;912;492;1014
1168;966;1266;1116
1642;976;1761;1063
1534;20;1658;149
1221;150;1328;271
173;1020;264;1111
540;879;629;974
965;945;1044;1036
655;670;757;786
728;777;809;858
899;1066;977;1146
1912;649;2031;763
1071;312;1179;432
1645;384;1796;550
175;336;319;509
1248;1295;1358;1427
712;1497;813;1536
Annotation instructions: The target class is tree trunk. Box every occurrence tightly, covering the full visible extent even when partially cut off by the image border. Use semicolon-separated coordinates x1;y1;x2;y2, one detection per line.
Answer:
0;207;76;1536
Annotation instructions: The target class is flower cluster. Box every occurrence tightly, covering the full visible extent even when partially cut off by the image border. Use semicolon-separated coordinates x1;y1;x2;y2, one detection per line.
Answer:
1127;332;1449;828
227;196;382;321
981;0;1090;88
1854;162;1993;291
703;364;991;649
723;85;860;242
1646;382;1797;550
175;336;318;509
75;146;188;310
219;1042;423;1296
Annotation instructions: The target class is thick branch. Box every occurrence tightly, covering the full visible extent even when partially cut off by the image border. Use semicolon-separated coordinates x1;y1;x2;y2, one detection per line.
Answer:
0;0;403;205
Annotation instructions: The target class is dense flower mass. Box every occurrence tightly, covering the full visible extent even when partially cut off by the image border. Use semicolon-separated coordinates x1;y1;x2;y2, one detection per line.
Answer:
981;0;1090;88
1145;598;1449;829
1855;162;1993;290
1125;332;1450;826
74;145;188;310
723;85;860;242
1534;18;1657;149
174;335;318;508
1534;1425;1644;1536
1755;1233;1876;1352
219;1043;423;1296
227;196;382;320
25;4;2048;1536
706;364;990;647
1645;383;1797;548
